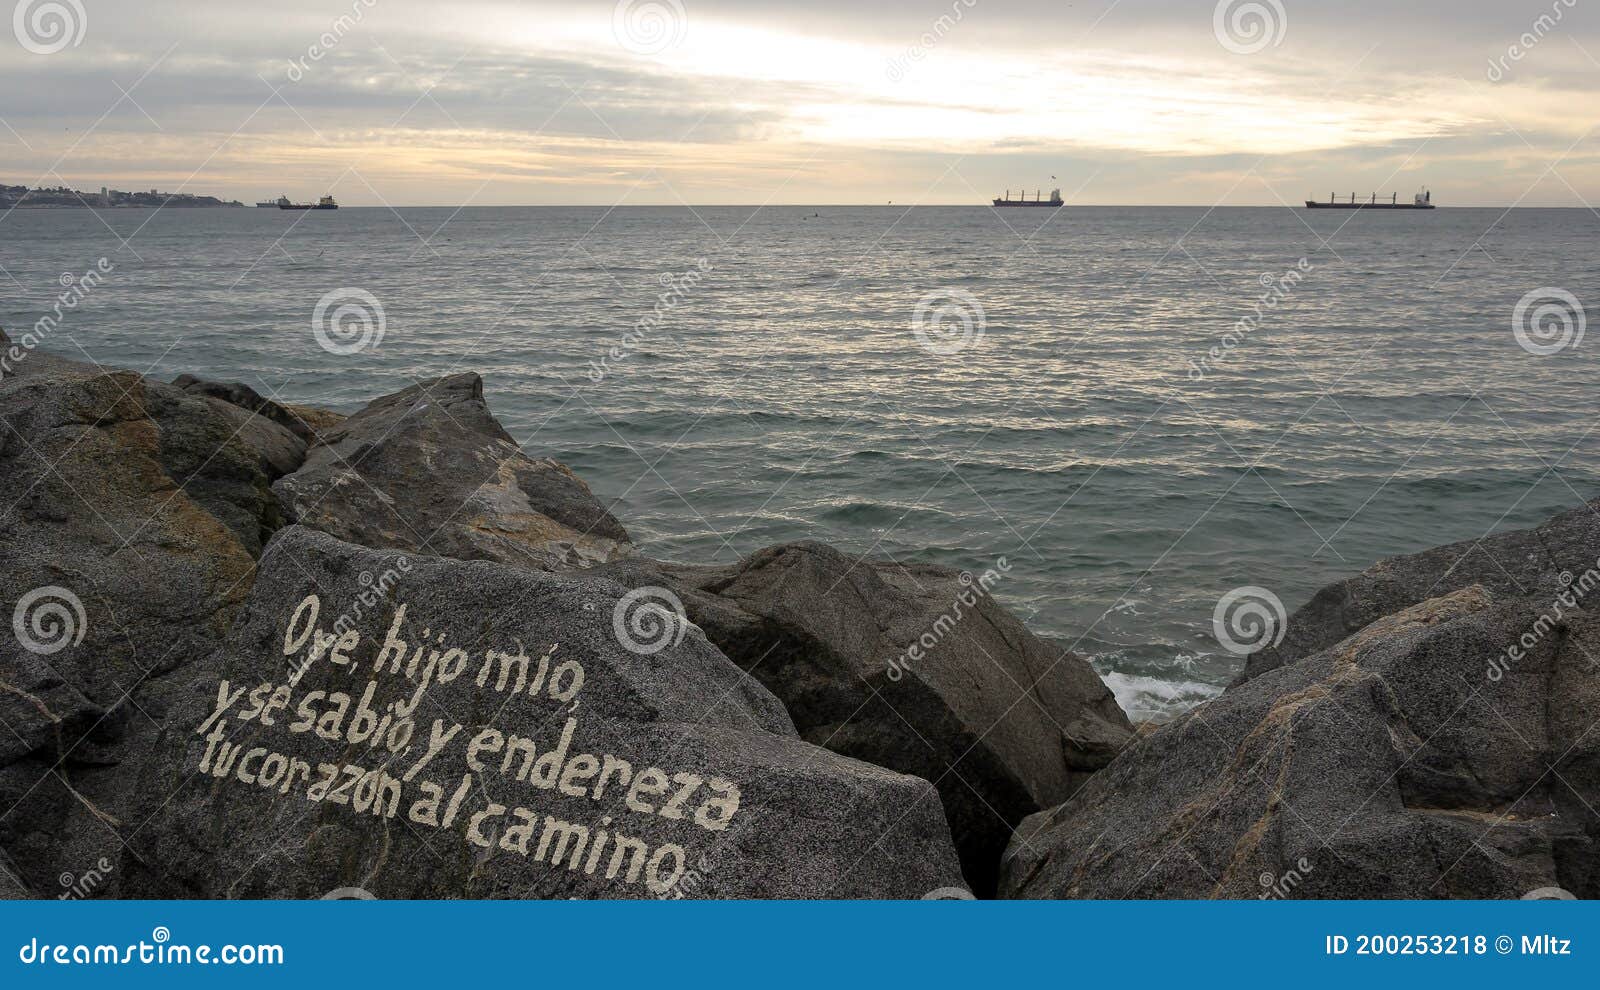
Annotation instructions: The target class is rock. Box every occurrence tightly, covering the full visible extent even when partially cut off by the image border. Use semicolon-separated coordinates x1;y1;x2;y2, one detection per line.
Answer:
2;325;105;383
281;403;346;438
1236;498;1600;686
123;527;967;899
1001;586;1600;899
271;374;631;571
194;397;308;478
0;361;288;895
171;374;321;444
0;850;28;898
590;542;1133;895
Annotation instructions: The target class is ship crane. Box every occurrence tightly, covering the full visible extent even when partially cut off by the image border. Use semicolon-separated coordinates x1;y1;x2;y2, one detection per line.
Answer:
1304;187;1435;210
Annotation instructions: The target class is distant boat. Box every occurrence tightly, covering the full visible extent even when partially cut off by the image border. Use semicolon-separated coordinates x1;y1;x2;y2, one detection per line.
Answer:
1306;189;1434;210
277;194;339;211
254;199;277;208
993;187;1064;208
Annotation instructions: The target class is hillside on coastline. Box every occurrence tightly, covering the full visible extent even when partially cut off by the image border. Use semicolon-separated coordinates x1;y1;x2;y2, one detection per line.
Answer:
1;183;244;208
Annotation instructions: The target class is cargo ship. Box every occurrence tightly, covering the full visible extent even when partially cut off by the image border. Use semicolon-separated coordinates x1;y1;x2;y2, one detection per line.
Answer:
1305;189;1433;210
276;195;339;210
255;199;277;208
993;187;1063;208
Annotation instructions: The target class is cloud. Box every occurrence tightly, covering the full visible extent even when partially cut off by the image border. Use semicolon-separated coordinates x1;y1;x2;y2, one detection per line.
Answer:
1;0;1595;205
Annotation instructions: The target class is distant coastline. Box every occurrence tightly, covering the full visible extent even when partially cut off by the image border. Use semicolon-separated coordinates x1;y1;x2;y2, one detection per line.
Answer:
1;183;244;209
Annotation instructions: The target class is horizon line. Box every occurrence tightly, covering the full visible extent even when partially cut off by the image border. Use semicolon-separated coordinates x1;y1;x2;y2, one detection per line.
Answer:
62;201;1579;210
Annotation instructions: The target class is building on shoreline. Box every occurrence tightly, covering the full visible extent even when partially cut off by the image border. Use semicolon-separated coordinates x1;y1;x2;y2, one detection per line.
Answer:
0;183;244;208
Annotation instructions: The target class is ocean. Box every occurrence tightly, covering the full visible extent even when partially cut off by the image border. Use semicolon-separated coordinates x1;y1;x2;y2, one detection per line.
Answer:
3;204;1597;720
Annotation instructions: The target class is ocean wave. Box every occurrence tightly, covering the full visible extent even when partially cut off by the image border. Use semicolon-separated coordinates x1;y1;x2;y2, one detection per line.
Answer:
1098;671;1224;724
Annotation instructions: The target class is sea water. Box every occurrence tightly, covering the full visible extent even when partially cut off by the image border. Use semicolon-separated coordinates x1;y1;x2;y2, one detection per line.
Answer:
3;204;1596;720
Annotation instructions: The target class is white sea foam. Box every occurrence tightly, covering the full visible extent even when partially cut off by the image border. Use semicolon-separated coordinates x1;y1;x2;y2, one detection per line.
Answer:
1099;671;1224;724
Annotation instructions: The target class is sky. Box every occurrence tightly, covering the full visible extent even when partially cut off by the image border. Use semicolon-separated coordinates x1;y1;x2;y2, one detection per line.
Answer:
2;0;1597;206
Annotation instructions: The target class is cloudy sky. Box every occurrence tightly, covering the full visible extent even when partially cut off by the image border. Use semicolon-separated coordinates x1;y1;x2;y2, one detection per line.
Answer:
2;0;1596;205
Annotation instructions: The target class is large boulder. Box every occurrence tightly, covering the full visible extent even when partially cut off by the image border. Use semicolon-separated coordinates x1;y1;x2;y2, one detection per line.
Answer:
1001;586;1600;899
1236;498;1600;685
272;374;631;571
172;374;322;444
591;542;1133;895
0;345;296;896
123;527;967;899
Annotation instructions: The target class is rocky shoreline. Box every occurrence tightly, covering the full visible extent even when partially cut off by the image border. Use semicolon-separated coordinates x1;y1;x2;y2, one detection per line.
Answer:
1;328;1594;899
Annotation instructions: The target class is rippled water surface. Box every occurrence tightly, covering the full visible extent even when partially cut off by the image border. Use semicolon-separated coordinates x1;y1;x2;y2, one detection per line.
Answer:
4;205;1598;719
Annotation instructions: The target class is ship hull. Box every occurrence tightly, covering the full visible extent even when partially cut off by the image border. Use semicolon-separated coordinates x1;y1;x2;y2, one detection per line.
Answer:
1305;202;1434;209
278;204;339;210
992;200;1063;207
